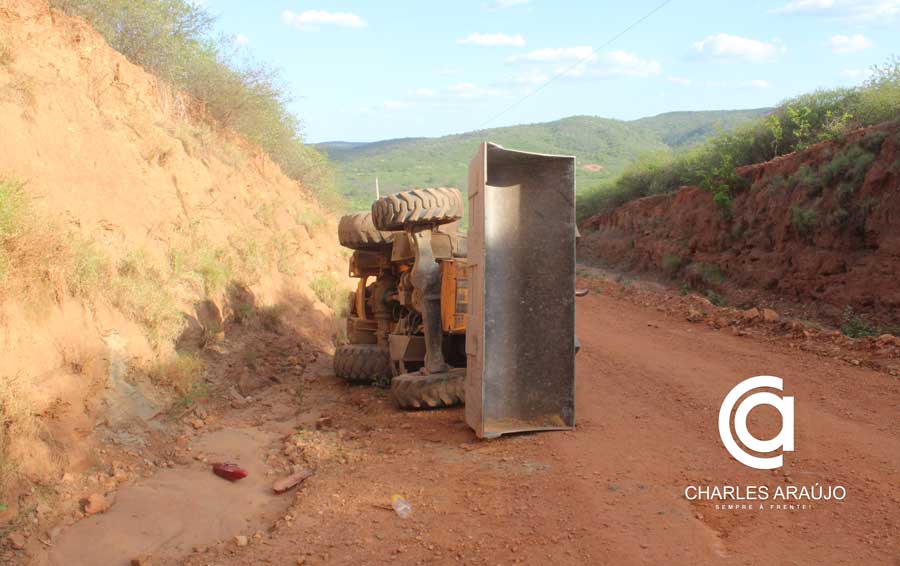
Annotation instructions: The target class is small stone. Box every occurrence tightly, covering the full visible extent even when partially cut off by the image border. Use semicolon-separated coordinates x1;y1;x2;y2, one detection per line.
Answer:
273;469;313;494
742;307;761;322
234;535;249;547
315;416;333;430
131;554;153;566
7;532;26;550
686;308;704;323
82;493;110;515
190;418;204;430
762;308;780;323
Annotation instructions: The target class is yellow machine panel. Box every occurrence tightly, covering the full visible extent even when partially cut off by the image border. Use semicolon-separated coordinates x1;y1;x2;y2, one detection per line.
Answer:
440;259;468;334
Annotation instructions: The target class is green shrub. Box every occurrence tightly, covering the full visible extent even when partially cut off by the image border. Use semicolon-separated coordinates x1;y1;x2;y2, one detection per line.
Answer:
840;306;878;339
819;150;852;185
705;289;727;306
790;164;820;190
690;262;725;286
767;174;787;192
662;254;685;276
791;206;818;235
845;145;876;183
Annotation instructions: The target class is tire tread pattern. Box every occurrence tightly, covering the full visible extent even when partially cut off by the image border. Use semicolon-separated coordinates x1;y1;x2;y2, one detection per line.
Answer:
338;213;392;250
391;369;465;409
371;188;463;231
333;344;390;384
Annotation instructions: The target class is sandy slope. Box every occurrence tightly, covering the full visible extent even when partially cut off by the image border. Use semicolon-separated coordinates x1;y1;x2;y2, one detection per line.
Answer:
0;0;347;528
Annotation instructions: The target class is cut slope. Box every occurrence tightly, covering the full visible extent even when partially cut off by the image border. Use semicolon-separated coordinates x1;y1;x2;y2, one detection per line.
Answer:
0;0;348;529
580;122;900;328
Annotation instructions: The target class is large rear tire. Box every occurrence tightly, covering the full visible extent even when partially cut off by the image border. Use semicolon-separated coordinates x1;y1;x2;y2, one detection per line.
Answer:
391;368;465;409
371;188;463;231
338;213;392;251
334;344;390;384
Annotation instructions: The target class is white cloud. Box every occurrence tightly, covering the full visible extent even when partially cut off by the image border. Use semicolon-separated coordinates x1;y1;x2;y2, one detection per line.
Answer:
513;46;597;63
750;79;771;89
841;67;874;79
488;0;529;8
771;0;835;13
447;83;508;99
282;10;367;31
457;33;526;47
692;33;781;62
509;68;551;85
509;49;659;80
437;67;464;76
599;50;662;77
413;88;436;96
233;33;249;46
667;76;692;86
827;33;873;53
771;0;900;21
383;100;408;110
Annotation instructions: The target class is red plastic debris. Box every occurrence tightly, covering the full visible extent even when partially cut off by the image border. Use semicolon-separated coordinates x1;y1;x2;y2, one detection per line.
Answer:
212;463;248;481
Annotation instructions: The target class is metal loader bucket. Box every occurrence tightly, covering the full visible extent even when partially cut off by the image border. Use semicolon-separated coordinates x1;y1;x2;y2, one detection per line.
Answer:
465;142;576;438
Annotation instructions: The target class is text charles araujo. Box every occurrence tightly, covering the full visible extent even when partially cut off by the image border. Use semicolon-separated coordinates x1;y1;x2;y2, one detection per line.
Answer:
685;484;846;502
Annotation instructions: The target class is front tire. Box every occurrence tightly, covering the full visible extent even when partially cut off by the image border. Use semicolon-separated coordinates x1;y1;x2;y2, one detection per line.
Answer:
390;369;466;409
371;188;463;231
338;212;392;250
334;344;390;384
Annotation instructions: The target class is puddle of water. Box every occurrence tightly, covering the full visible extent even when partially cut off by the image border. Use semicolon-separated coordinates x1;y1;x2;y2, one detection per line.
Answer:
37;428;289;566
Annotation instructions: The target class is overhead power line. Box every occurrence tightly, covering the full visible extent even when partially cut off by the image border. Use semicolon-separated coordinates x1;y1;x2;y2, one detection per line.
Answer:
474;0;675;132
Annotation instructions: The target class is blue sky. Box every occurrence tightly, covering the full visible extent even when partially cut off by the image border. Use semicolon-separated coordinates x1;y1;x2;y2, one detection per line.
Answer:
206;0;899;143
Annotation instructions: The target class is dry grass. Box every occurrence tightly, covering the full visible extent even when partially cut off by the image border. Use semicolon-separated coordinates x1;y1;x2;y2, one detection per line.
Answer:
5;76;37;109
0;178;71;306
0;374;38;490
310;272;346;317
112;249;184;349
229;233;269;285
0;40;13;68
293;205;326;233
147;352;205;395
254;201;276;229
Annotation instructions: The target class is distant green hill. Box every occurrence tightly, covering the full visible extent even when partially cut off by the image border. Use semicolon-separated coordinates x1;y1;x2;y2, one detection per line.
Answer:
318;109;770;211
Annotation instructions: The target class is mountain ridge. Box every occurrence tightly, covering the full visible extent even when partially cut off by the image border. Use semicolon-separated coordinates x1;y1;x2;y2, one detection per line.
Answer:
317;108;771;209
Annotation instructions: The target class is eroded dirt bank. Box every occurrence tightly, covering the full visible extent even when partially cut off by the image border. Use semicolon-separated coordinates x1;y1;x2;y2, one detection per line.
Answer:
0;0;347;541
580;123;900;328
14;272;896;566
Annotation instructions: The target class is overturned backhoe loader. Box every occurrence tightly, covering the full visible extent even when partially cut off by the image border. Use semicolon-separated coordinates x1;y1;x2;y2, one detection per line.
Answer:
334;143;577;438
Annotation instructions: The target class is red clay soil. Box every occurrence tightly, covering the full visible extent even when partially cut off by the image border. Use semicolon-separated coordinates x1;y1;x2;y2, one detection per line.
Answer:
580;122;900;328
17;274;898;566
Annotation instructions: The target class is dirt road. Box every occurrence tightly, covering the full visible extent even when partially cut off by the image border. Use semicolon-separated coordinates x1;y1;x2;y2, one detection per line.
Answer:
30;277;900;566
